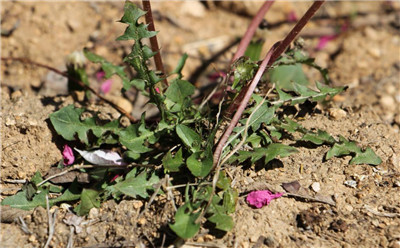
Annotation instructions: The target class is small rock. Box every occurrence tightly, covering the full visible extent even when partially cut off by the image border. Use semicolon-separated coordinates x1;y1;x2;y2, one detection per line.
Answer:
364;27;379;41
138;218;146;225
329;108;347;120
385;85;396;95
132;201;143;209
311;182;321;192
367;47;381;58
180;1;205;18
390;240;400;248
380;95;395;111
11;90;22;100
66;19;80;32
88;207;99;219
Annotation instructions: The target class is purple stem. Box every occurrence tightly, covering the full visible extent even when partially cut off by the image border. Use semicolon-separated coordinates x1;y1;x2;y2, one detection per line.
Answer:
212;42;280;170
232;1;275;63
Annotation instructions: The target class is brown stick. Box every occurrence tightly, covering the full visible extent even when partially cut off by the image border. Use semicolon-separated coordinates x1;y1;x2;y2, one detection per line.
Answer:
1;57;136;122
142;0;168;87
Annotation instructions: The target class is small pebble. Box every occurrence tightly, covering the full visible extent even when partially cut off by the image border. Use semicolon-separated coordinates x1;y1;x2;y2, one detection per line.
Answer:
329;108;347;120
11;90;22;100
311;182;321;192
380;95;395;110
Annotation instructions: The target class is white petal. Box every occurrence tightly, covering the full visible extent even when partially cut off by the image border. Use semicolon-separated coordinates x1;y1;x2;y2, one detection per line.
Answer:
74;148;127;166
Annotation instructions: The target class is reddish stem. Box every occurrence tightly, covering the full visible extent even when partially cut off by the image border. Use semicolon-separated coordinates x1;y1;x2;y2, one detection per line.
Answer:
225;0;325;120
1;57;136;122
214;1;326;169
269;1;325;65
142;0;168;87
232;1;275;63
212;42;280;170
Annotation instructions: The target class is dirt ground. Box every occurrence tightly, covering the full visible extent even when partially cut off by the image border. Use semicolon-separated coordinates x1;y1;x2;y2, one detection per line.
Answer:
1;1;400;247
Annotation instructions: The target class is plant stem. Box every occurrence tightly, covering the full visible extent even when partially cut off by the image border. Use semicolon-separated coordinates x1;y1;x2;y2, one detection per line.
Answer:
232;0;275;63
224;0;325;119
212;42;280;170
269;1;325;65
1;57;137;122
142;0;168;87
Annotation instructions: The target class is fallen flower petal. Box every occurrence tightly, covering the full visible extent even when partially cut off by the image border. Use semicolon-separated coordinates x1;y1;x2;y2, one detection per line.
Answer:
74;148;127;166
246;190;284;208
155;87;160;94
62;145;75;166
287;10;298;22
316;35;336;51
96;71;106;81
100;79;113;94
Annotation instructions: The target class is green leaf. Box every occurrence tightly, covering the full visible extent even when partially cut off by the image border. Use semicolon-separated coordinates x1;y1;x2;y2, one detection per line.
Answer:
1;190;47;210
118;116;156;158
176;125;201;153
75;188;101;216
49;181;82;205
243;102;275;131
117;2;157;41
326;136;382;165
269;64;309;91
165;79;195;112
216;171;231;191
301;130;336;145
223;188;238;214
230;143;298;164
169;203;201;239
244;39;264;61
111;168;159;198
83;49;131;90
170;53;188;78
187;149;213;178
208;213;234;232
50;105;120;144
162;148;183;172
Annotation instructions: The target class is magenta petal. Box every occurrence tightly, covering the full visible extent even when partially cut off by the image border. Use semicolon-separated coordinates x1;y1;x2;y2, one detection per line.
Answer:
287;10;298;22
62;145;75;166
246;190;284;208
96;71;106;81
316;35;336;51
100;79;113;94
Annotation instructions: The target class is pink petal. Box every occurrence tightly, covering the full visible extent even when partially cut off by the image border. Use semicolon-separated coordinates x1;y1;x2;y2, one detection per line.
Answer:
287;10;298;22
100;79;113;94
246;190;284;208
316;35;336;51
62;145;75;166
96;71;106;81
155;87;160;94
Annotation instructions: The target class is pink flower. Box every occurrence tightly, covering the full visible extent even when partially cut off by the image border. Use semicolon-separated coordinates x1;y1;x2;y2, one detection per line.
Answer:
155;87;160;94
62;145;75;166
246;190;284;208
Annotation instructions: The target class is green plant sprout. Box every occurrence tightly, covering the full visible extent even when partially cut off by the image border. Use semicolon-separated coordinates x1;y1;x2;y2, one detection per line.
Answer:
1;0;382;241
